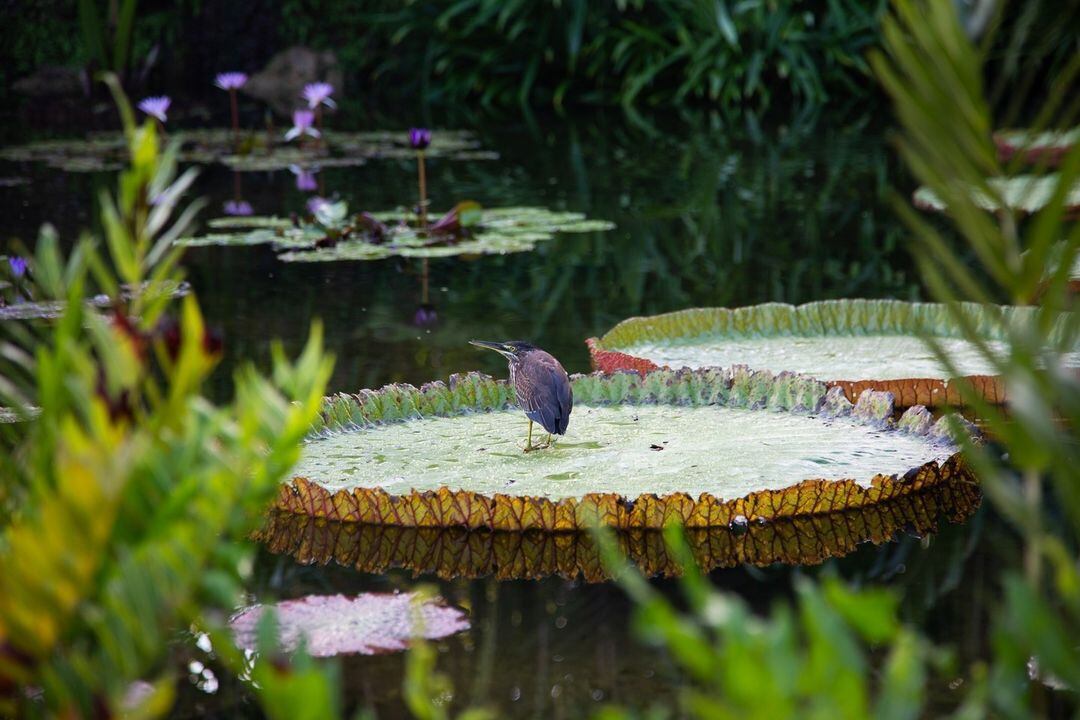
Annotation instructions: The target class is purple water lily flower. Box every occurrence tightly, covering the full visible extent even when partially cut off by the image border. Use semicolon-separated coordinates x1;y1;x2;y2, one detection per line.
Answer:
413;304;438;328
215;72;248;91
223;200;254;216
284;109;320;142
290;164;319;192
8;256;28;279
409;128;431;151
138;96;171;123
307;196;331;215
302;82;336;109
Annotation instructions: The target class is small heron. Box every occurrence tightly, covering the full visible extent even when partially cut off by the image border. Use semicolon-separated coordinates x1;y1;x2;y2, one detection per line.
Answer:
470;340;573;452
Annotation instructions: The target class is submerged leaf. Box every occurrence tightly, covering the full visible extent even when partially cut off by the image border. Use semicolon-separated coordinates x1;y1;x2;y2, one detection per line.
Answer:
229;592;469;657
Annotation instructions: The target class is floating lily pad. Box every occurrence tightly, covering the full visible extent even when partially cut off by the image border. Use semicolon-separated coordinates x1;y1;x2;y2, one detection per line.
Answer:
587;299;1079;408
229;592;469;657
259;478;980;581
0;280;191;321
913;174;1080;215
177;206;615;260
0;127;495;173
274;368;976;531
995;128;1078;166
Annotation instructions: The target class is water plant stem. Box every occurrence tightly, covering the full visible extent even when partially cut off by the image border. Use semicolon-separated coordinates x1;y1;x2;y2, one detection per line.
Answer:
420;258;429;304
417;151;428;228
316;106;324;148
229;88;239;148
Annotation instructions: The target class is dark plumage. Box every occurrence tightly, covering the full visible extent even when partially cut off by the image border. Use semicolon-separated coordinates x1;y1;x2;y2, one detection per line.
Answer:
470;340;573;450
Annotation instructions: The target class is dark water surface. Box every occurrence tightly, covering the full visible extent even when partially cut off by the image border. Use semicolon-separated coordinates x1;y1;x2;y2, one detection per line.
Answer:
1;108;1012;718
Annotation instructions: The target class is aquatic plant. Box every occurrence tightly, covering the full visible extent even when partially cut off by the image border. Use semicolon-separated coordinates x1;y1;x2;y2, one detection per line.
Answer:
176;204;616;261
284;109;319;144
136;95;170;124
0;76;337;720
410;127;432;226
913;173;1080;215
290;164;319;192
223;199;254;216
259;477;980;582
276;368;974;531
7;256;26;279
995;127;1079;167
587;299;1074;408
215;71;248;145
302;82;334;138
230;592;469;657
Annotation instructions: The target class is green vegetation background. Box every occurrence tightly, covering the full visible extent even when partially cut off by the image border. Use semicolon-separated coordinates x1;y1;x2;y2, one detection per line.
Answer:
1;1;1076;113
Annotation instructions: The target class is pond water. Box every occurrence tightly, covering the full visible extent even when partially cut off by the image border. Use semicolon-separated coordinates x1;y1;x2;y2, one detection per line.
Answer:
0;108;1013;718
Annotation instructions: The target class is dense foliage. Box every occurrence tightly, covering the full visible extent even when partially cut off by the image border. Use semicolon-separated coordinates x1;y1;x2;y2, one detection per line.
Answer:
3;0;1075;115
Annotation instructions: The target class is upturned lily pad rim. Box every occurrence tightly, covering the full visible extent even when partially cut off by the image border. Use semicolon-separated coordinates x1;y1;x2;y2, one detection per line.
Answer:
275;367;977;531
259;478;981;582
586;299;1044;408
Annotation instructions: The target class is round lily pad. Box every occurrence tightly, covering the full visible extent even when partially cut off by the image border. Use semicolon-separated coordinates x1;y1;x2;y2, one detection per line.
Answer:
229;592;469;657
995;128;1078;167
0;280;191;321
275;368;976;531
586;299;1077;408
258;478;980;582
0;127;495;173
913;174;1080;215
176;206;616;260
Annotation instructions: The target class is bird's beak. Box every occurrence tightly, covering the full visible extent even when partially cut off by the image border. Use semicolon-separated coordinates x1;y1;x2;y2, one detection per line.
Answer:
470;340;511;357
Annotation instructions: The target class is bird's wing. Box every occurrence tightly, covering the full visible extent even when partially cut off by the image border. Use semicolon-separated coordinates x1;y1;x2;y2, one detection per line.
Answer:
520;361;573;435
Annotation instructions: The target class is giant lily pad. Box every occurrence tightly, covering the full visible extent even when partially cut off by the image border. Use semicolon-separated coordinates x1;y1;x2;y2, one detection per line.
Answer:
177;205;615;260
229;592;469;657
274;368;976;531
587;299;1079;408
259;477;980;582
995;128;1078;167
913;174;1080;215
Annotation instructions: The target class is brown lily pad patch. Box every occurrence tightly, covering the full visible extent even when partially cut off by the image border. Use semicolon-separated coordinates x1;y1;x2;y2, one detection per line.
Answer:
258;478;980;582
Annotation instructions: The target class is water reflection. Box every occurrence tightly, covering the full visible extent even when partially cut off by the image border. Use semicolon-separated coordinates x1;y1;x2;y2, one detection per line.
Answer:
257;479;980;581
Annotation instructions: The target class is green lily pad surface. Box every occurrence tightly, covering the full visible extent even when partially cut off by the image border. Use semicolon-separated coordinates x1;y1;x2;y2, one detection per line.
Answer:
913;174;1080;214
295;403;953;501
589;299;1078;408
277;369;975;530
0;128;495;173
177;206;615;260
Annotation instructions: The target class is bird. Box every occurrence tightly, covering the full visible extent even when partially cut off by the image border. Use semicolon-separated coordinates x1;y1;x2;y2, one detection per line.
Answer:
469;340;573;452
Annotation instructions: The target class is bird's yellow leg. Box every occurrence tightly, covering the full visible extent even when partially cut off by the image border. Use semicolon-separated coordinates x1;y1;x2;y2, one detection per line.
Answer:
524;419;534;452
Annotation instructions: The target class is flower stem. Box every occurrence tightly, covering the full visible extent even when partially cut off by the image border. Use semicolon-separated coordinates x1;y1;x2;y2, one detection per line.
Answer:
417;151;428;228
229;89;240;148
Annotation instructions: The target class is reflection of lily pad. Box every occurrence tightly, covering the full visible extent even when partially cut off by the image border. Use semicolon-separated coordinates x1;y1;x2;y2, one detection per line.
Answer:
0;127;494;173
229;592;469;657
913;174;1080;214
0;281;191;321
275;369;975;531
995;128;1078;166
177;206;616;260
259;478;980;581
587;299;1078;408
